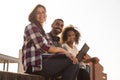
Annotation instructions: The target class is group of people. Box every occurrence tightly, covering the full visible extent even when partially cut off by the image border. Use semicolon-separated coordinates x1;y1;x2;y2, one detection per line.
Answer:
22;4;99;80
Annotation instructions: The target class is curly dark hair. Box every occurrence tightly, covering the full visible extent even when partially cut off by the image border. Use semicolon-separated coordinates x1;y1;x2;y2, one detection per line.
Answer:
61;25;81;44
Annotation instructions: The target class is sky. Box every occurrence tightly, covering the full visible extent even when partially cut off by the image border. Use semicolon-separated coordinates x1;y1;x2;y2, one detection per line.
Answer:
0;0;120;80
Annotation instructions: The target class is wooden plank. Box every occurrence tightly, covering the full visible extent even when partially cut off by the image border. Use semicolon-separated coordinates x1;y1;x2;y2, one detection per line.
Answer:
0;71;45;80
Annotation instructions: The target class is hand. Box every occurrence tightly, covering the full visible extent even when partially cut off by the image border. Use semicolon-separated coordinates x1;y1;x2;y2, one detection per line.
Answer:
91;57;99;63
83;55;88;60
65;53;78;64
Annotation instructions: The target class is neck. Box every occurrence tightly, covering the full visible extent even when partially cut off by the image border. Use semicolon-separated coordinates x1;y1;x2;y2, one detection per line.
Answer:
50;31;57;37
40;24;43;27
39;22;44;26
67;42;74;48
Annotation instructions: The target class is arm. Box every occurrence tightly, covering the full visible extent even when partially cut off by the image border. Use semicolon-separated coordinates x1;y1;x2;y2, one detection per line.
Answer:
48;46;78;64
48;46;70;55
82;55;99;64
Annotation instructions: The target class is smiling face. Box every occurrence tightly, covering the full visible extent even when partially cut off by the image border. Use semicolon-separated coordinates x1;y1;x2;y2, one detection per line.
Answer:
51;19;64;35
36;7;47;25
66;31;76;44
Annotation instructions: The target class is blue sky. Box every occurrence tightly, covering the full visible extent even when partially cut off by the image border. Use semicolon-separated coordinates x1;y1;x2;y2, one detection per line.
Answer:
0;0;120;80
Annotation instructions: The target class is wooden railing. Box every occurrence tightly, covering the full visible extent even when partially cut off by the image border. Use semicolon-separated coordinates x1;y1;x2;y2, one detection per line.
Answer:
0;53;18;71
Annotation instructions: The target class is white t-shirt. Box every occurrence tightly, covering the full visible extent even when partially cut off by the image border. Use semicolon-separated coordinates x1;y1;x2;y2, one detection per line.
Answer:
62;43;86;69
62;43;78;57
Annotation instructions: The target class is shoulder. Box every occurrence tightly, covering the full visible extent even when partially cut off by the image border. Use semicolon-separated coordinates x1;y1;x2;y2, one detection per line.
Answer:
62;43;68;50
62;43;68;48
25;23;38;30
62;43;67;47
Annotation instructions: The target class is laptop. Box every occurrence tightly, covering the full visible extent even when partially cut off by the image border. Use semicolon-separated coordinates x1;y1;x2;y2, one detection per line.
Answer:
76;43;90;62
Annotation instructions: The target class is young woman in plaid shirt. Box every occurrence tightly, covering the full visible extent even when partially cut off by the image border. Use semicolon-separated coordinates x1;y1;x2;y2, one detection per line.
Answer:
22;4;79;80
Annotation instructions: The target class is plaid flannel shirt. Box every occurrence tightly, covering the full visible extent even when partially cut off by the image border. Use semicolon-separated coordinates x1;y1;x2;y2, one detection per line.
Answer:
22;23;51;72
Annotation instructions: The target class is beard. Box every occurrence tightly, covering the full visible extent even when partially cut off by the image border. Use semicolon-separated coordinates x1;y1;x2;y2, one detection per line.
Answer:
53;28;62;35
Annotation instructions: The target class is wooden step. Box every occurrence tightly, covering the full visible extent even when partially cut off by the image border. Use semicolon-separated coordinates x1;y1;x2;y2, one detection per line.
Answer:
0;71;45;80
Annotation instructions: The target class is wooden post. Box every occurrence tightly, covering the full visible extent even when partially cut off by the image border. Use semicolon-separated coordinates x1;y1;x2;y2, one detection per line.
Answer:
3;60;5;71
7;60;9;71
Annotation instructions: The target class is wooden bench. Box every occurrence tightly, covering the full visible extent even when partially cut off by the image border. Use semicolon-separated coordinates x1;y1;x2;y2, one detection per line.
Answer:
0;71;62;80
0;71;45;80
